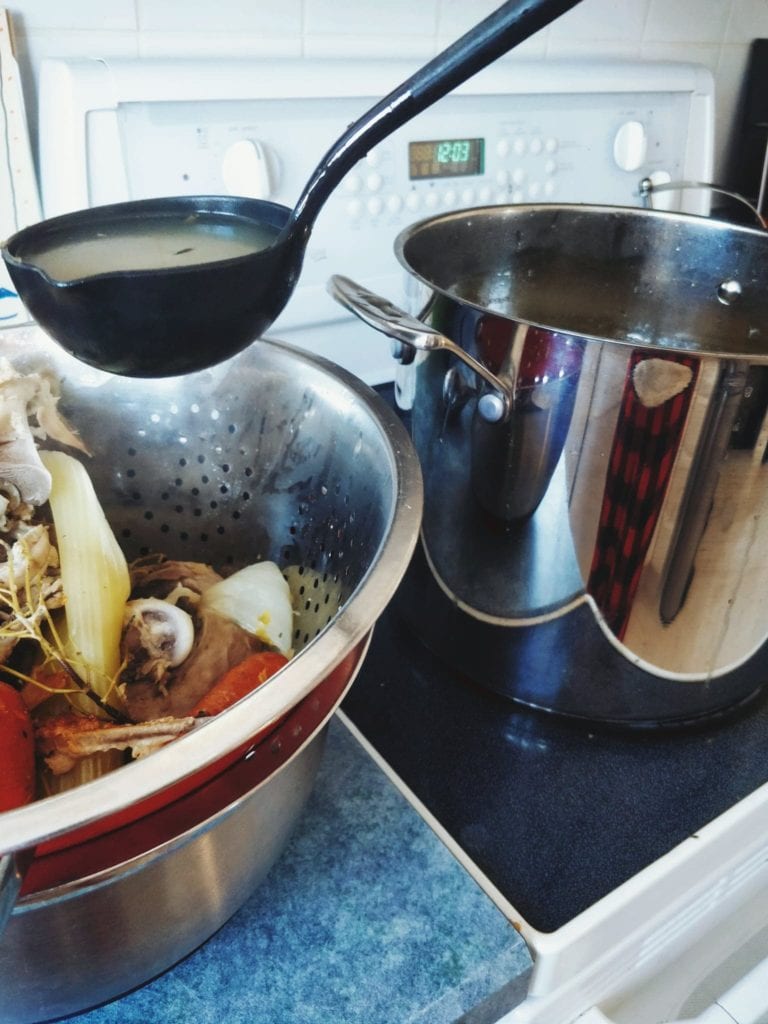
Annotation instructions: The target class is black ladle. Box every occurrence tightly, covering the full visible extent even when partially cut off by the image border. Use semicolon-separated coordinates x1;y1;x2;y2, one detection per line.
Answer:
2;0;582;378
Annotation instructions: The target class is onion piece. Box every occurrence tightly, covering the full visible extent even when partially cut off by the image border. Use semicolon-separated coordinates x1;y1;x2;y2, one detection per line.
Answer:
199;561;293;656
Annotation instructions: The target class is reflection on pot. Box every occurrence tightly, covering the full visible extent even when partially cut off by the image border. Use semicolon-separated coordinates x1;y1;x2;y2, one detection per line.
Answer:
471;321;585;521
585;350;700;639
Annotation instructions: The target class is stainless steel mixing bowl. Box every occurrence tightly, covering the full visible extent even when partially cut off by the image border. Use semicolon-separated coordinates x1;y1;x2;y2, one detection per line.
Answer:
0;322;422;1019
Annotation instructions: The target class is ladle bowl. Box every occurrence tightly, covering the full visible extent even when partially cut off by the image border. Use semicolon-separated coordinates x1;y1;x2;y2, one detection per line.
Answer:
2;197;298;376
1;0;582;378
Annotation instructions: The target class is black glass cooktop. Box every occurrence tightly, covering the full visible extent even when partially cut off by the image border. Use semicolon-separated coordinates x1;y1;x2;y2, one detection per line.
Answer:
342;604;768;934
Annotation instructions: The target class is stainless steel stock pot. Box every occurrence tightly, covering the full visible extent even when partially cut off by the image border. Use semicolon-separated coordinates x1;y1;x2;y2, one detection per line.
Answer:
331;203;768;725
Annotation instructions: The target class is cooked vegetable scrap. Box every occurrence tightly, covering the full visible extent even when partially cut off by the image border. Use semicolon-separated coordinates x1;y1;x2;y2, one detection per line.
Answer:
0;680;35;811
41;449;131;704
118;555;292;723
0;359;87;674
200;561;294;656
190;650;288;717
0;363;296;807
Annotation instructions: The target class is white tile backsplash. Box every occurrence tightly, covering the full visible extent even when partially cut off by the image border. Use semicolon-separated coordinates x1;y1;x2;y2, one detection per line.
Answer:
646;0;732;43
136;31;303;59
303;34;433;59
7;0;136;31
725;0;768;42
548;0;649;41
136;0;302;35
4;0;765;187
436;0;505;37
304;0;437;37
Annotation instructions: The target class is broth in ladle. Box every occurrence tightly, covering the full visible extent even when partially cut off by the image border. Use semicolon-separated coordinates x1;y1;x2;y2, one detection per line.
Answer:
22;212;281;282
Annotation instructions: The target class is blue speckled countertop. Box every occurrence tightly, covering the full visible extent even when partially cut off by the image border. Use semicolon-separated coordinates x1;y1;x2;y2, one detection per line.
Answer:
57;716;531;1024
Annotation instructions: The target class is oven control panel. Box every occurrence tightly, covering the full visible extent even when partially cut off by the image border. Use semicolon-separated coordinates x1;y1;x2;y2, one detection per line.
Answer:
108;89;707;332
37;57;714;379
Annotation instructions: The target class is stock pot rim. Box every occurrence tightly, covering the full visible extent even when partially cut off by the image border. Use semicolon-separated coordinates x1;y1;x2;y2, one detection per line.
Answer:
394;202;768;363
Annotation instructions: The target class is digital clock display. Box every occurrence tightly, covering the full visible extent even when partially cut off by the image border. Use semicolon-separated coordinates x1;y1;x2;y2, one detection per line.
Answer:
408;138;484;180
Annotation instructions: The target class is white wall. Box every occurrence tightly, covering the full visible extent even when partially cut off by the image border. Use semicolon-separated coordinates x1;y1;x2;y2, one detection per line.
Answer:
7;0;768;181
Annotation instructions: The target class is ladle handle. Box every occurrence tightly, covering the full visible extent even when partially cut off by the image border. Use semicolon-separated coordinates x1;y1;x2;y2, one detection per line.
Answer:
292;0;584;234
327;274;513;422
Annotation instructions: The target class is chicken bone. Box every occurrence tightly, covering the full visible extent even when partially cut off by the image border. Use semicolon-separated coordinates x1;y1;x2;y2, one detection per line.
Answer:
121;598;195;688
35;712;196;776
0;358;89;518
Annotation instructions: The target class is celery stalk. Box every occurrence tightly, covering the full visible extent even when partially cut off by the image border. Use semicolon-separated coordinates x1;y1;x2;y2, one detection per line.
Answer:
44;750;125;795
40;450;130;702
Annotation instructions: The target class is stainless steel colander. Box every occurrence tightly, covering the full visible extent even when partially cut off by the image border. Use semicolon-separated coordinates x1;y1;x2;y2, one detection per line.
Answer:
0;321;422;854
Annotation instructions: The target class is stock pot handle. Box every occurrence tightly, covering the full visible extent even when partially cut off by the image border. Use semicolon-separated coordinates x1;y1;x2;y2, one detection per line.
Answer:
327;275;513;423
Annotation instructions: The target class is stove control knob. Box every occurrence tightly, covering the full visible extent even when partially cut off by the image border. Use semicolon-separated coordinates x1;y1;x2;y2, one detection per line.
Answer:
221;139;277;200
613;120;647;173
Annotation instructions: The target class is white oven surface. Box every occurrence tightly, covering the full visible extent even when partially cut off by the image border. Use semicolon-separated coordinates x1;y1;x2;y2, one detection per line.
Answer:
37;56;713;385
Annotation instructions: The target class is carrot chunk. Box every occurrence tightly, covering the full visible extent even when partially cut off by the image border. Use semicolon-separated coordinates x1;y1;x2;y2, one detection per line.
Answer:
0;681;36;810
190;651;288;717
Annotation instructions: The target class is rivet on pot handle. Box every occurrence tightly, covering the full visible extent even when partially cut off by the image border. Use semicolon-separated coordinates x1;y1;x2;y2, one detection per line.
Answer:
327;274;513;422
